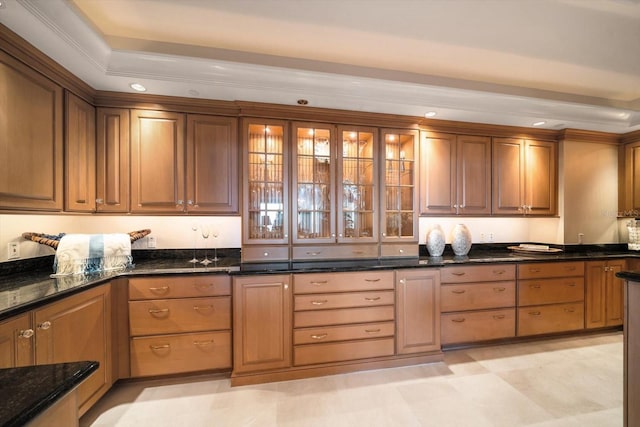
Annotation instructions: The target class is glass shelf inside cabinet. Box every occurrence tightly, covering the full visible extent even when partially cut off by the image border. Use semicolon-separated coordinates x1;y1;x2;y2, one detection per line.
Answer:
341;130;375;239
296;127;332;240
248;124;285;241
384;132;415;238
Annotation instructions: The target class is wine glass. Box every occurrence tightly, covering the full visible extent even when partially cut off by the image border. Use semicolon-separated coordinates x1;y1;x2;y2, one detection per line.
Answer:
189;221;199;263
200;224;211;265
211;228;220;262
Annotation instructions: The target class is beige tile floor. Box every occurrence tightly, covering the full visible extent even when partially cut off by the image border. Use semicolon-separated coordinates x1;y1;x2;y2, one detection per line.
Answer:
81;331;623;427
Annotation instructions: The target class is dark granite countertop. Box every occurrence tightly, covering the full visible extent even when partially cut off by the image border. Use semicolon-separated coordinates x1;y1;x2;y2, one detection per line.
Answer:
1;244;638;321
616;271;640;281
0;361;98;427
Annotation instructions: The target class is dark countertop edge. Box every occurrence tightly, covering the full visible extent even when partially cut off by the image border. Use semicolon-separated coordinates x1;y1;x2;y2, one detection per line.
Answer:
616;271;640;281
0;361;98;427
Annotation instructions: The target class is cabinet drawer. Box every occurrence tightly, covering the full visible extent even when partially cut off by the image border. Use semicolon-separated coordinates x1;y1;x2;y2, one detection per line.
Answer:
380;244;419;258
294;306;395;328
129;297;231;336
517;303;584;336
518;261;584;280
241;245;289;262
441;308;515;345
441;264;515;283
294;291;394;311
292;244;378;260
441;281;515;312
130;331;231;377
294;322;394;345
294;337;395;366
294;271;394;294
518;277;584;306
128;275;230;300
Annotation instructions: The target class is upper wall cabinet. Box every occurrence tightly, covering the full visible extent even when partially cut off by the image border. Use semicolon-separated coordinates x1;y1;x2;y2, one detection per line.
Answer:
620;139;640;216
0;51;63;211
420;132;491;215
186;115;238;214
65;92;96;212
130;109;186;213
96;108;130;213
492;137;557;216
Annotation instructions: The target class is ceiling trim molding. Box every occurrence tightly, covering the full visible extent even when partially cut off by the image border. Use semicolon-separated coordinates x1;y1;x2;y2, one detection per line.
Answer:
559;129;621;145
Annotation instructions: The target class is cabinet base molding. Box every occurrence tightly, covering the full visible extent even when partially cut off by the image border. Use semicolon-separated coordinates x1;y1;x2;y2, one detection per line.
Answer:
229;351;443;387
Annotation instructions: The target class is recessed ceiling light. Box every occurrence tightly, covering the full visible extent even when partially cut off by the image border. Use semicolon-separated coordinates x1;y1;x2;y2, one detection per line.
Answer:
0;2;5;9
533;121;546;126
130;83;147;92
424;111;437;118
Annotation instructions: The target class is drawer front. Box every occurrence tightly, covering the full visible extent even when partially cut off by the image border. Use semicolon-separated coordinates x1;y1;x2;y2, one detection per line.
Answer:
294;291;394;311
441;281;516;312
129;297;231;336
517;303;584;336
441;264;516;283
129;275;231;300
441;308;515;345
294;306;395;328
292;244;378;260
294;337;395;366
294;271;394;294
241;245;289;262
130;331;231;377
518;261;584;280
518;277;584;306
380;244;419;258
294;322;395;345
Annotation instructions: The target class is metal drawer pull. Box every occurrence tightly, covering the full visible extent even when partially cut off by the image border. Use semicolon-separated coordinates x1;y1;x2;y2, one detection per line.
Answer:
149;286;170;292
451;318;466;323
311;334;328;340
529;311;542;316
493;270;506;275
352;250;365;254
530;284;541;289
451;272;466;276
306;251;322;256
310;281;328;286
38;321;51;330
193;305;214;311
565;266;576;271
493;287;506;292
365;296;381;301
493;314;506;320
149;344;170;350
564;308;575;313
529;268;541;273
19;329;34;338
311;300;328;305
195;283;214;289
451;289;466;294
148;308;169;314
566;282;576;287
365;328;381;333
193;340;215;346
365;278;381;282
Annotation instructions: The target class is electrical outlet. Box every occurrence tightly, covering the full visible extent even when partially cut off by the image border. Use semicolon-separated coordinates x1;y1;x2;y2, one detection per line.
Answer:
489;233;494;243
147;236;157;248
8;242;20;259
480;233;486;243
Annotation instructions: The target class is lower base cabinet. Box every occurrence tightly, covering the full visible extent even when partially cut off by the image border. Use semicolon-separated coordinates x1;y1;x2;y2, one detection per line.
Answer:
585;260;625;328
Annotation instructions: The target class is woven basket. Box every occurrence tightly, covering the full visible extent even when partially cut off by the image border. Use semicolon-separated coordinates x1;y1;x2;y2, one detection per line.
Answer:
22;229;151;250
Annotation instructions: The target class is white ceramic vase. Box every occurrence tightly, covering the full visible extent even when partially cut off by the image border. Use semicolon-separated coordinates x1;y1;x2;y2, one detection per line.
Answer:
426;224;446;257
451;224;472;256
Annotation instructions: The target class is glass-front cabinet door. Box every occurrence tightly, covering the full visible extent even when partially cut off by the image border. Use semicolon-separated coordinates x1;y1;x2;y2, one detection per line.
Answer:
292;122;335;244
380;128;419;256
338;126;378;243
243;119;289;251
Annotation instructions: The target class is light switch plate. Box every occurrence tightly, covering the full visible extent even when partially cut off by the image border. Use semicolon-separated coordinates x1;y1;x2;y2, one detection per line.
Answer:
147;236;157;248
8;242;19;259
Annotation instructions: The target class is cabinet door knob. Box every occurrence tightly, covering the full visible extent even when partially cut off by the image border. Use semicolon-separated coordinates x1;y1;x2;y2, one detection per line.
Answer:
38;321;51;330
95;198;104;204
19;329;34;338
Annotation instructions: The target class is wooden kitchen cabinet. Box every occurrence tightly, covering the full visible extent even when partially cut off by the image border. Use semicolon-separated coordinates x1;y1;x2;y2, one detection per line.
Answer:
620;140;640;215
232;275;292;374
420;132;491;215
0;313;34;368
186;114;239;214
65;92;96;212
492;137;557;215
585;259;625;328
395;269;440;354
130;109;186;213
0;50;64;211
517;261;584;336
33;284;112;417
440;264;516;345
96;108;130;213
380;129;419;257
128;275;232;377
